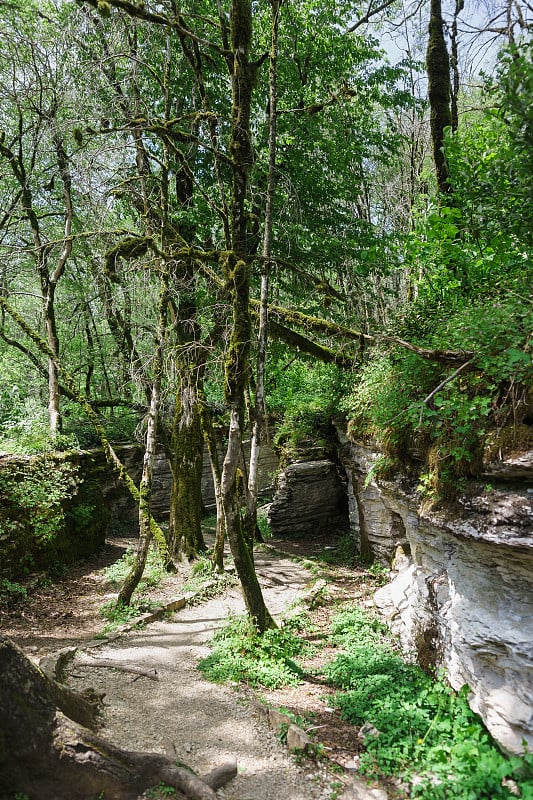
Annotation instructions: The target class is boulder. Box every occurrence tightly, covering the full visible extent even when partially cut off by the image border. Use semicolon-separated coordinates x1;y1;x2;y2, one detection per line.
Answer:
268;459;349;536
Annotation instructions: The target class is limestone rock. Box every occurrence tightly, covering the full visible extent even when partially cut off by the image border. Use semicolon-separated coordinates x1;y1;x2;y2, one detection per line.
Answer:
268;459;349;536
286;723;313;753
342;439;533;755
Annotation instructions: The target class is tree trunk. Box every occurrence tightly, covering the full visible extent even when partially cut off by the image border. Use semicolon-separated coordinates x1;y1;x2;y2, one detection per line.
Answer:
221;408;275;632
0;636;236;800
246;0;280;543
426;0;452;194
219;0;274;631
199;394;226;572
168;366;206;560
118;285;169;606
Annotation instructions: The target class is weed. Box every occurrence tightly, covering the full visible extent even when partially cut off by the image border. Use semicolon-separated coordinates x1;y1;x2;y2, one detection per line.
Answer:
0;578;28;606
198;612;313;689
322;602;533;799
99;597;159;632
144;784;176;798
257;507;272;540
103;545;166;592
182;554;237;600
317;533;359;567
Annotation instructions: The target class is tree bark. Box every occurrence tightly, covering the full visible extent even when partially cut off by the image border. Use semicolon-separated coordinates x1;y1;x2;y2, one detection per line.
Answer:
426;0;452;194
246;0;280;544
218;0;274;631
168;362;206;561
0;636;237;800
118;284;169;606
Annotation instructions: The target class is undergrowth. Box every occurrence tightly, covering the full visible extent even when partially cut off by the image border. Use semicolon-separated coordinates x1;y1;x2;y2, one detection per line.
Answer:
182;554;238;601
103;544;166;591
198;611;313;688
99;544;168;631
324;604;533;799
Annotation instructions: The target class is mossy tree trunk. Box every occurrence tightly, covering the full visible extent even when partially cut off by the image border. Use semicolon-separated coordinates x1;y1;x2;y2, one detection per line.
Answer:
219;0;275;633
426;0;452;195
168;360;206;560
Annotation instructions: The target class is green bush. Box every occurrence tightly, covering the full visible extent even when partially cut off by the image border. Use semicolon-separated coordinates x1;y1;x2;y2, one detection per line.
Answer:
324;604;533;799
198;613;312;688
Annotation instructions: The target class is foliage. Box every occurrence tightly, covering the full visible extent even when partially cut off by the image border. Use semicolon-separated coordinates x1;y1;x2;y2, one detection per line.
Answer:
144;784;177;798
181;554;237;600
0;457;81;563
315;533;360;567
98;597;159;632
103;545;166;591
0;578;28;607
323;604;533;798
198;612;312;688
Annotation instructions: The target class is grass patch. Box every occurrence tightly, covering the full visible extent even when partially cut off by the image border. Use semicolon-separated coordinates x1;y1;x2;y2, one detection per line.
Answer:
198;612;313;688
102;544;166;592
98;597;162;632
323;603;533;799
182;554;237;600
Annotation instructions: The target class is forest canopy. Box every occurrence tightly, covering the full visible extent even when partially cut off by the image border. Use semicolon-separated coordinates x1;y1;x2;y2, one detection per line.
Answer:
0;0;532;612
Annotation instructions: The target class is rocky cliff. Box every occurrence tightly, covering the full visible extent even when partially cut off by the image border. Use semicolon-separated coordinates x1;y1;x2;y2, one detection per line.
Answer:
340;435;533;755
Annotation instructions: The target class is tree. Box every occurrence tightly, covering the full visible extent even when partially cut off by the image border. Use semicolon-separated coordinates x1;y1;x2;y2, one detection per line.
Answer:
0;635;237;800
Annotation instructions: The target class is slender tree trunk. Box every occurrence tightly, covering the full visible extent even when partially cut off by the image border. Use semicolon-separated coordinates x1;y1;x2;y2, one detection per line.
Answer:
199;394;226;572
43;284;62;436
450;0;463;133
246;0;280;544
426;0;452;194
118;285;169;606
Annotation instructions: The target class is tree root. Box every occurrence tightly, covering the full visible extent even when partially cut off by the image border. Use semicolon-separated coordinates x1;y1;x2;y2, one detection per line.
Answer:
0;635;237;800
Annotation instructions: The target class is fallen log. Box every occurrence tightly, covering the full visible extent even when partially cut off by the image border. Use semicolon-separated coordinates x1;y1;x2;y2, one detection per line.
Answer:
0;636;237;800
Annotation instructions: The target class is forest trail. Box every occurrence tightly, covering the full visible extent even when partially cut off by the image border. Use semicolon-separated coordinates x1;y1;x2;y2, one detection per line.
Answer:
1;535;387;800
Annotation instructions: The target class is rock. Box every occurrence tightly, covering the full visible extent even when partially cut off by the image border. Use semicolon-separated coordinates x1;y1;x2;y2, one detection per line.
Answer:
342;440;533;755
268;459;349;536
358;722;380;740
340;777;388;800
286;723;313;753
268;708;292;734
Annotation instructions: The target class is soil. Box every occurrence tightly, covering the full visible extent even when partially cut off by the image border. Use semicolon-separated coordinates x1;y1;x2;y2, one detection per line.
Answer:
1;531;389;800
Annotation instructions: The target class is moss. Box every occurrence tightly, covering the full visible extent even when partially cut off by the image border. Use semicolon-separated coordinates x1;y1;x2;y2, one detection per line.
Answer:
104;236;152;282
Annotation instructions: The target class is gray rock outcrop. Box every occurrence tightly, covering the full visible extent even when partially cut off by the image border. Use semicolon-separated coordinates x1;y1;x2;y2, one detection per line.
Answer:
268;459;349;536
341;439;533;755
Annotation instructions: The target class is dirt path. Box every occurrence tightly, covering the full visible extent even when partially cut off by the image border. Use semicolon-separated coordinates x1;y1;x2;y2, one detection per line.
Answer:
1;535;388;800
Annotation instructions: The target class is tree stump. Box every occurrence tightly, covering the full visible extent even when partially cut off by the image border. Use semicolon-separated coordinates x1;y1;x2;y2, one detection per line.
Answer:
0;636;236;800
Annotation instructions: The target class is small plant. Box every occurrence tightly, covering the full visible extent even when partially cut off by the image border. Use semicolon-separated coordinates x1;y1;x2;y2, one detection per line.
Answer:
144;784;177;798
198;612;313;688
98;597;159;632
257;507;272;540
182;554;237;600
317;533;358;567
103;545;166;592
322;603;533;799
0;578;28;606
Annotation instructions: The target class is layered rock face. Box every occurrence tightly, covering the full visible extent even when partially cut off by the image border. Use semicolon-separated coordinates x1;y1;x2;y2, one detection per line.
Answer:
268;458;349;536
341;439;533;755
